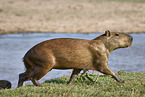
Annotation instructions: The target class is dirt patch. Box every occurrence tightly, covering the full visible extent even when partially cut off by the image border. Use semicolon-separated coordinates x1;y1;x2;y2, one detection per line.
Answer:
0;0;145;34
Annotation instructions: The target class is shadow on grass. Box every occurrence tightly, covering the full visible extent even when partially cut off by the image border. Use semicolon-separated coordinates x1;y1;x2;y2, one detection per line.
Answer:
44;79;98;86
43;73;111;85
43;71;119;85
44;77;68;84
43;75;101;85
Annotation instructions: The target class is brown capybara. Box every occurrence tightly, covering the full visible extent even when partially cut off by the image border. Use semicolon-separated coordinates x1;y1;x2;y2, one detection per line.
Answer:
18;30;133;87
0;80;11;89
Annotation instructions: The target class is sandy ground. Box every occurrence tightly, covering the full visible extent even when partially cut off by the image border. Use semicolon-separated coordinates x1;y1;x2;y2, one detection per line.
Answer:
0;0;145;34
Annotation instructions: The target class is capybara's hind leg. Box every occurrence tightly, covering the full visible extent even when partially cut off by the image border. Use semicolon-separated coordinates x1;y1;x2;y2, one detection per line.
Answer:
18;72;29;87
18;69;33;87
30;67;51;86
31;78;41;86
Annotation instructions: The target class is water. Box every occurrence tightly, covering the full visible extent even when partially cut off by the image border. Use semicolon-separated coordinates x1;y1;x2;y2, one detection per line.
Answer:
0;33;145;88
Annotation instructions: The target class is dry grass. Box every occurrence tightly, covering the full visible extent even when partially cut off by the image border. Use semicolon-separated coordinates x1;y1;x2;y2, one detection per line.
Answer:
0;0;145;34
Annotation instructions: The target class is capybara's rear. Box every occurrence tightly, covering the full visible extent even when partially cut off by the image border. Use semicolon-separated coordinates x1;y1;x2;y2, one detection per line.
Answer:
18;30;133;87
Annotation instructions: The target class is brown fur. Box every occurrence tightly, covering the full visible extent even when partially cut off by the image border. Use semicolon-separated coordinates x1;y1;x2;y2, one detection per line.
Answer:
18;30;133;87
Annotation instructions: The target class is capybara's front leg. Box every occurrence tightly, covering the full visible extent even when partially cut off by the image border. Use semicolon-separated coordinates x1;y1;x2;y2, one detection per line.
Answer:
98;65;124;83
111;73;124;83
67;69;82;84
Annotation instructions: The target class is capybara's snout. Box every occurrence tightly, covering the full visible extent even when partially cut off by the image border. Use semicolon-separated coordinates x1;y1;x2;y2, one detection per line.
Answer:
129;36;133;42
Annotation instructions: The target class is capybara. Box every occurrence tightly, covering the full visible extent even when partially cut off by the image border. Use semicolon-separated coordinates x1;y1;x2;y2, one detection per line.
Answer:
0;80;11;89
18;30;133;87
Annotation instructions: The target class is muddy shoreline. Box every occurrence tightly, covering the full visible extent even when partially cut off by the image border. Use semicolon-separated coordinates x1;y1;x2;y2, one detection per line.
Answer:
0;31;145;35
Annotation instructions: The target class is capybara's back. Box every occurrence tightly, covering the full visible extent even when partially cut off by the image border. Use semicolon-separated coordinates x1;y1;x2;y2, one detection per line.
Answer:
24;38;94;69
18;30;133;87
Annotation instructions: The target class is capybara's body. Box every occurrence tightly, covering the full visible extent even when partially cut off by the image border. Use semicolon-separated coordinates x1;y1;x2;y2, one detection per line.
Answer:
24;39;103;70
18;31;133;87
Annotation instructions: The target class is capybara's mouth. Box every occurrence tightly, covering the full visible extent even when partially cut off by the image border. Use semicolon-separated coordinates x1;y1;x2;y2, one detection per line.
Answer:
127;36;133;47
127;42;133;48
124;43;132;48
124;45;129;48
126;45;130;48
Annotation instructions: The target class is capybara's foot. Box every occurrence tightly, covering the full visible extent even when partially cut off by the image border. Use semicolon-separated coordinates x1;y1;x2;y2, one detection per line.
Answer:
118;79;125;83
31;78;41;86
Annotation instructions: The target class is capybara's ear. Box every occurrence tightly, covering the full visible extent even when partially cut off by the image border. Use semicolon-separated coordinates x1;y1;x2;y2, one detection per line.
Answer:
105;30;111;37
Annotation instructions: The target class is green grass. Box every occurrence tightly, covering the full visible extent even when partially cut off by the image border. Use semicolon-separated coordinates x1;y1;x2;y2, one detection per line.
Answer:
0;71;145;97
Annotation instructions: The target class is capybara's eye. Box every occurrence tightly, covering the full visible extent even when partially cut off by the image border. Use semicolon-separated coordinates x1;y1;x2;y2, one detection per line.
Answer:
115;34;120;36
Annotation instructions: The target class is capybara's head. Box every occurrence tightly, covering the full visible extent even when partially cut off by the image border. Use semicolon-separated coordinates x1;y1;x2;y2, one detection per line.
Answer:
96;30;133;51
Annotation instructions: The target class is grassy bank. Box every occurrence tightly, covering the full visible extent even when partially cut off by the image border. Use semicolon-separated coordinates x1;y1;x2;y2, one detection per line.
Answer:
1;0;145;34
0;71;145;97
